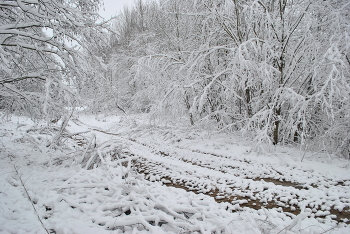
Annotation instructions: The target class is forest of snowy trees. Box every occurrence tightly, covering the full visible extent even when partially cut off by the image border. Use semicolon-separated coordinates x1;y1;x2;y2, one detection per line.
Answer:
1;0;350;158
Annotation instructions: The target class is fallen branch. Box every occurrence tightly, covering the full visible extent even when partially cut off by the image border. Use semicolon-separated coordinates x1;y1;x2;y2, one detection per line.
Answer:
13;165;50;234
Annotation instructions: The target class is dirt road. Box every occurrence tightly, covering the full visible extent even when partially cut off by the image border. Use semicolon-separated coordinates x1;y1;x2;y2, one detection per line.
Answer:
73;117;350;225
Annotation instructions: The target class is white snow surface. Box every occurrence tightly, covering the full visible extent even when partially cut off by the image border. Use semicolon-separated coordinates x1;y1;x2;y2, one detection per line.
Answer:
0;113;349;233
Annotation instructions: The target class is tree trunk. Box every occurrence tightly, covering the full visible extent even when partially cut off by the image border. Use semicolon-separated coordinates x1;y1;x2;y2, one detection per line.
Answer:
184;92;194;126
273;107;281;144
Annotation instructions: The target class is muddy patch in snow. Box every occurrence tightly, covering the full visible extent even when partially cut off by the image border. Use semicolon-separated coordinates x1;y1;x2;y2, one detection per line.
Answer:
133;157;350;224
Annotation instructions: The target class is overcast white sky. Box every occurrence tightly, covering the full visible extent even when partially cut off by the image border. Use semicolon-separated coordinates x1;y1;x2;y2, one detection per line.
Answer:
99;0;135;19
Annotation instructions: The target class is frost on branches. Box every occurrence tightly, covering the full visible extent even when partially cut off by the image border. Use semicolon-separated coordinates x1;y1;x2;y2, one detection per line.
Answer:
110;0;350;157
0;0;105;120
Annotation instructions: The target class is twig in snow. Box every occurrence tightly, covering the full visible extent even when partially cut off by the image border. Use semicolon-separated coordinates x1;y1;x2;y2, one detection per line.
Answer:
226;218;235;227
257;208;277;232
13;165;50;234
320;225;339;234
48;109;75;148
114;149;128;184
81;134;96;168
301;144;308;162
142;184;193;225
0;139;16;160
300;224;327;233
277;205;309;234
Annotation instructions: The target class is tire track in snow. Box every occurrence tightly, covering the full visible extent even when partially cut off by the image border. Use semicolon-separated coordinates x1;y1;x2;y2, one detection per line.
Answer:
123;138;350;224
72;118;350;224
128;137;311;190
77;124;292;214
133;155;350;224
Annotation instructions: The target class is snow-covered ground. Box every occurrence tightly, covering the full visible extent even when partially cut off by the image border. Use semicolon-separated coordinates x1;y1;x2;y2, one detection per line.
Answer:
0;113;349;233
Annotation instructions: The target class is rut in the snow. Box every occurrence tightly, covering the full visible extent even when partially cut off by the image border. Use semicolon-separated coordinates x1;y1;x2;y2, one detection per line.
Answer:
85;127;350;225
132;159;350;224
129;137;316;189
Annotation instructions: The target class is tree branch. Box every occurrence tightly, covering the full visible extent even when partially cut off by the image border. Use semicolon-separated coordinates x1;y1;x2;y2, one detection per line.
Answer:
0;73;46;84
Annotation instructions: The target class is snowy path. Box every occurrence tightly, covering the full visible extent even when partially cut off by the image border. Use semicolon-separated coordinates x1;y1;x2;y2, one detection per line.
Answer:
1;114;350;233
73;116;350;225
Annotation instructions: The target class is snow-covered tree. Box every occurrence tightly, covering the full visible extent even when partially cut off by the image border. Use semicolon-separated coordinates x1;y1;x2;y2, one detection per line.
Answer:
232;0;350;154
0;0;105;120
106;0;350;157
